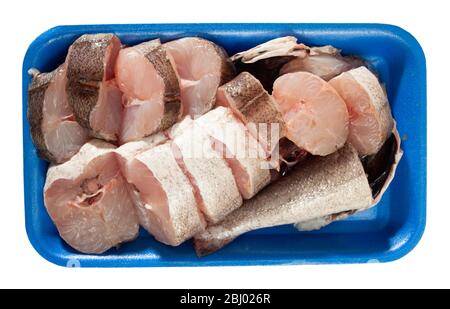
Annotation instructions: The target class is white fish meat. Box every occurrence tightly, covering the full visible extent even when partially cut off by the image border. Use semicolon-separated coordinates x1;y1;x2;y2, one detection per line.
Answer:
44;140;139;254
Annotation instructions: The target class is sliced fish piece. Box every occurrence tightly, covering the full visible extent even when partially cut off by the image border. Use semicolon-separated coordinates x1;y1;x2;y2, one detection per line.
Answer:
196;107;271;199
28;65;89;163
216;72;285;154
194;144;372;256
114;133;168;230
172;124;242;223
165;37;235;116
44;140;139;254
329;66;394;155
114;132;167;180
126;143;205;246
115;39;181;143
66;33;123;142
272;72;349;156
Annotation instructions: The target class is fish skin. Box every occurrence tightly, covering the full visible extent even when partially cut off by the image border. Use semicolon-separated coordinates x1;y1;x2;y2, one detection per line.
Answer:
144;45;182;132
66;80;101;130
194;144;372;256
28;69;58;162
217;72;285;136
66;33;121;82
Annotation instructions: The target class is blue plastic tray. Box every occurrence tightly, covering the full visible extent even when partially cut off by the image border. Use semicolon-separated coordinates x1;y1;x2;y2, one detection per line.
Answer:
23;23;426;267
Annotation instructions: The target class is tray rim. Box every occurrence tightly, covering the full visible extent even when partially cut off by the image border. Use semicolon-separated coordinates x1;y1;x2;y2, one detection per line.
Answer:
23;23;427;267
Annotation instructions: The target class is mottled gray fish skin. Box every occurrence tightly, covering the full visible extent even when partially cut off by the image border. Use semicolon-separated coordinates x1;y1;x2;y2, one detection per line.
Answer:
66;33;121;82
194;144;372;256
217;72;285;131
145;45;181;132
27;69;58;162
66;81;101;129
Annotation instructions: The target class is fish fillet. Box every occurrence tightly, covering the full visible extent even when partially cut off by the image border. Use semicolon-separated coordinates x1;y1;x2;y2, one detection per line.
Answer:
126;143;205;246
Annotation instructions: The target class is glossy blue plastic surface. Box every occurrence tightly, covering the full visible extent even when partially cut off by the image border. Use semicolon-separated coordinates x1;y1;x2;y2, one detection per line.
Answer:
23;24;426;267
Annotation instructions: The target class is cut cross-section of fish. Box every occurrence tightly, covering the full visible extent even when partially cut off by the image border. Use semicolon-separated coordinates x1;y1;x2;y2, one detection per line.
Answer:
115;39;182;143
165;37;236;117
28;65;89;163
216;72;285;155
66;33;123;142
329;66;394;155
127;143;205;246
172;124;242;224
194;144;372;256
44;140;139;254
272;71;349;156
196;107;271;199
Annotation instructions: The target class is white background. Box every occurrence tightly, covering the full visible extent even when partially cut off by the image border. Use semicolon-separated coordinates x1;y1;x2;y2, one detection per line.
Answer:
0;0;446;288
